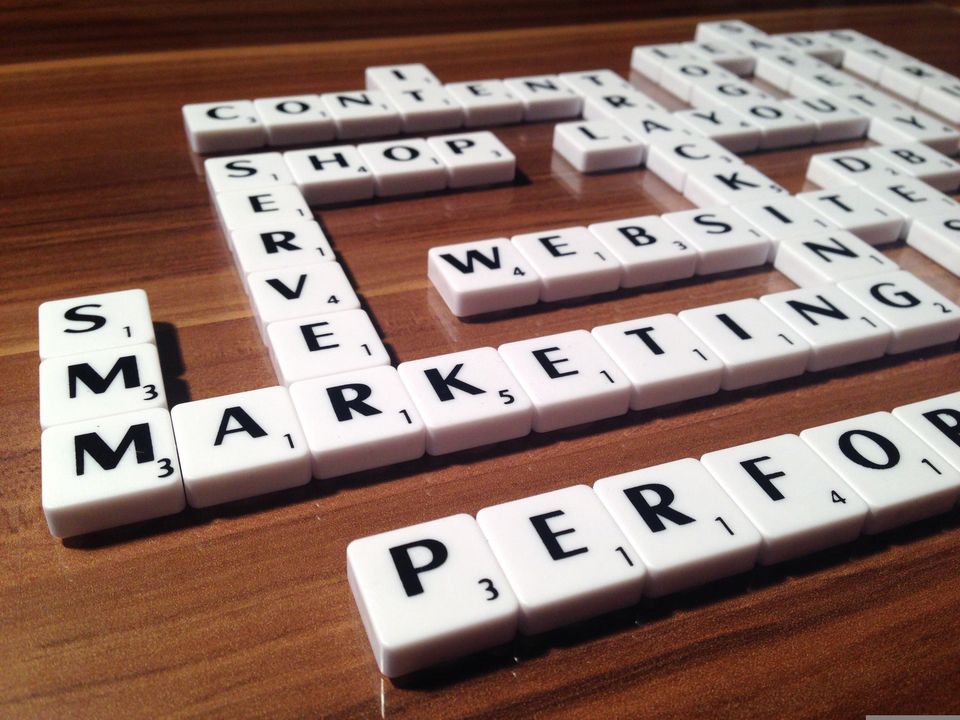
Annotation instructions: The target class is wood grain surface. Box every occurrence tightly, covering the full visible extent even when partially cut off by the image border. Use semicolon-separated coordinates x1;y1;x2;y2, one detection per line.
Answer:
2;4;959;718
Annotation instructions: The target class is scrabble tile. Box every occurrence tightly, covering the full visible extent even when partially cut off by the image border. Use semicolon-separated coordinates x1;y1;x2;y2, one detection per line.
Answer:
818;28;881;50
171;387;311;508
365;63;440;91
725;35;795;56
502;75;582;121
684;40;756;76
788;67;870;100
357;138;446;197
41;408;184;538
837;270;960;353
796;187;903;246
878;60;951;103
214;185;311;230
348;513;519;677
230;221;334;274
701;435;867;564
673;107;761;154
587;216;698;287
594;459;760;596
397;347;533;455
284;145;375;205
656;59;738;102
646;134;741;192
204;152;293;195
678;298;811;390
40;344;167;429
477;486;644;634
842;86;908;117
444;80;524;127
253;95;336;145
775;32;844;66
754;50;833;92
731;196;834;260
379;85;463;133
182;100;265;153
497;330;631;432
320;90;401;140
866;106;960;156
893;391;960;473
596;108;684;146
783;96;869;143
842;43;909;83
553;121;643;173
581;88;663;125
801;412;960;533
662;207;771;274
39;288;154;360
557;69;634;98
511;226;622;302
592;314;723;410
806;148;903;190
630;44;699;82
694;20;767;47
682;164;789;207
773;230;899;287
247;262;360;337
906;210;960;276
427;131;515;188
266;309;390;385
289;366;425;479
917;77;960;124
760;286;890;371
858;176;960;236
723;98;817;149
689;79;772;112
427;238;540;317
869;144;960;193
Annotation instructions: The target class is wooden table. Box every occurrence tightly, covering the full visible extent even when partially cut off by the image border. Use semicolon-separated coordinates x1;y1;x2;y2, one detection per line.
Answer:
2;4;959;717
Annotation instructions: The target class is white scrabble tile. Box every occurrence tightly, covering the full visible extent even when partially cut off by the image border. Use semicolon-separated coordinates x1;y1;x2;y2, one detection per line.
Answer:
682;164;789;208
878;60;950;103
858;176;960;236
379;85;463;133
588;216;698;287
38;289;154;360
869;144;960;193
266;309;390;385
684;40;756;76
783;96;869;143
253;95;336;146
427;237;540;316
497;330;631;433
247;262;360;336
214;185;311;230
893;391;960;473
731;196;834;260
725;34;794;56
662;206;771;274
760;286;890;371
646;134;741;192
365;63;440;91
553;120;643;173
357;138;447;197
397;347;533;455
806;148;903;190
818;28;881;49
867;106;960;156
773;230;899;287
801;412;960;533
689;79;773;112
284;145;375;205
842;86;908;117
775;32;844;66
678;298;811;390
796;187;903;246
204;152;294;195
511;226;622;302
558;69;634;98
907;210;960;276
477;485;644;634
837;270;960;353
348;514;519;677
502;75;582;121
582;88;663;125
289;366;425;479
320;90;401;140
594;459;760;596
444;80;524;127
171;387;311;508
41;408;184;538
182;100;266;153
427;131;515;188
592;314;723;410
918;77;960;125
754;50;833;92
723;98;817;149
788;67;870;100
630;44;699;82
701;434;867;564
842;43;909;82
657;59;738;102
230;221;334;274
673;107;761;154
40;343;167;429
694;20;767;47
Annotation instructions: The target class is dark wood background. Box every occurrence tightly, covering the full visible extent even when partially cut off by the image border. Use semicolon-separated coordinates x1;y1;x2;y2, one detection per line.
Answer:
1;3;958;718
